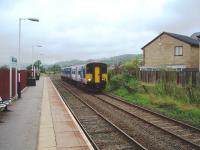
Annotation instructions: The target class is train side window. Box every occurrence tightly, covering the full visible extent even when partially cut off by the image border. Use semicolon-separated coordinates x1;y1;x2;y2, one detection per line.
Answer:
78;71;81;76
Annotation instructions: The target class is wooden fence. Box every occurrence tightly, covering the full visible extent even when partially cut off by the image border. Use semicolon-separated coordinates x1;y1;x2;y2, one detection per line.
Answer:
136;71;200;86
112;69;200;87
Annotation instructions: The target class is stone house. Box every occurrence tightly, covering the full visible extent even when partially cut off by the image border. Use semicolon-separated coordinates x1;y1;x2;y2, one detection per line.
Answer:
141;32;200;71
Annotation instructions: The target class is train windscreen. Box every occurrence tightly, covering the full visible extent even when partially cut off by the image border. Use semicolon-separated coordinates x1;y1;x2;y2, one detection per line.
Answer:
86;64;94;74
101;64;107;73
87;63;107;74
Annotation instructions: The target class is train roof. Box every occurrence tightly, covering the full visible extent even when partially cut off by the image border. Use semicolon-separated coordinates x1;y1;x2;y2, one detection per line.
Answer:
86;62;107;65
62;62;107;69
61;66;72;70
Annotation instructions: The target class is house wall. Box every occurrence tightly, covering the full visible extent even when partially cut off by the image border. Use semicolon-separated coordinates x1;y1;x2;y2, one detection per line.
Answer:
143;33;199;68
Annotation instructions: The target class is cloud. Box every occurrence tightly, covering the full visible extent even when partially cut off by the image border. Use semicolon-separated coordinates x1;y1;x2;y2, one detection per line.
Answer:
145;0;200;34
0;0;199;65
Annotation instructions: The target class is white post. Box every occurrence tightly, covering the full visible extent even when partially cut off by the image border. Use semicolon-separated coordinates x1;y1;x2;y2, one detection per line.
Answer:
37;55;39;76
18;18;21;71
32;46;34;77
17;17;39;98
18;73;20;83
15;68;17;98
34;66;35;78
18;18;22;98
9;66;12;99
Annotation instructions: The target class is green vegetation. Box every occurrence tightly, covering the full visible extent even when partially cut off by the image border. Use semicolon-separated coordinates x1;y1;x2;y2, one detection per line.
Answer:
120;56;141;71
106;73;200;128
47;64;61;74
26;60;45;73
0;65;9;69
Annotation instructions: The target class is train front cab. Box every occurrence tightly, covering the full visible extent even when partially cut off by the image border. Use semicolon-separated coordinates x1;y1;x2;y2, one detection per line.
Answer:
85;63;108;91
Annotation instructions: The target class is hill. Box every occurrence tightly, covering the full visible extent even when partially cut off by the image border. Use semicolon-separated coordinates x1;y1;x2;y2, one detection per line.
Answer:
56;54;142;67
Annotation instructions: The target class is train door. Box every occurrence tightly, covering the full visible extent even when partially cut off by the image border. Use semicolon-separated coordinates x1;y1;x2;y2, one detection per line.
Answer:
94;65;100;83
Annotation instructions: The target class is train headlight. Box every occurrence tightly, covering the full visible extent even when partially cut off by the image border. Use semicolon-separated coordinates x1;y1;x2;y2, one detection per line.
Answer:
87;78;91;82
102;78;106;81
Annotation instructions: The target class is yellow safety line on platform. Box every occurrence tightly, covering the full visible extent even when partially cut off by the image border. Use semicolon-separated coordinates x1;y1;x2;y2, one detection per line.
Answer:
38;78;57;150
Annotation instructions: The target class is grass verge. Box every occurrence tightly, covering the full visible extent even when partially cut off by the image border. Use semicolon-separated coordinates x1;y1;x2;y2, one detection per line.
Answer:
105;78;200;128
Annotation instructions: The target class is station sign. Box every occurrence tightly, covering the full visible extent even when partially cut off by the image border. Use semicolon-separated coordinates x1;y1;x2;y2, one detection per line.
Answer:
10;57;17;66
11;57;17;63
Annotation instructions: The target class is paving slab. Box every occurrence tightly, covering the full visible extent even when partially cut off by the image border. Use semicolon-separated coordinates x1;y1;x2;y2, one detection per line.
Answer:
38;78;94;150
0;78;44;150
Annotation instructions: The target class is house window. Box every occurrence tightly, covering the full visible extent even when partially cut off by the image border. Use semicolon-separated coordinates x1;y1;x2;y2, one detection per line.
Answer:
175;46;183;56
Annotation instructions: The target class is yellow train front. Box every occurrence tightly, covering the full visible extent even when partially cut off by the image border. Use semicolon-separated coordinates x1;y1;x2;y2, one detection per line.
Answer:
61;62;108;91
85;62;108;91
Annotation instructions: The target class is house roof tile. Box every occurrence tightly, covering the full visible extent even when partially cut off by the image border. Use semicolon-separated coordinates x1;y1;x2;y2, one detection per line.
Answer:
142;32;200;49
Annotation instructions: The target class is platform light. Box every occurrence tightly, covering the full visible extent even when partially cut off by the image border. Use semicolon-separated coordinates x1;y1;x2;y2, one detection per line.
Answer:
32;45;43;78
18;17;39;98
27;18;39;22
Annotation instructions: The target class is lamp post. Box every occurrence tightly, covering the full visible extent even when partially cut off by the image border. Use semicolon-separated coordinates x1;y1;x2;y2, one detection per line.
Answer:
18;17;39;98
32;45;42;78
38;52;44;73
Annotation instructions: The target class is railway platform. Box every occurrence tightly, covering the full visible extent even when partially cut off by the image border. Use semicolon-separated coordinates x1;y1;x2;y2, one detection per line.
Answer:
0;77;93;150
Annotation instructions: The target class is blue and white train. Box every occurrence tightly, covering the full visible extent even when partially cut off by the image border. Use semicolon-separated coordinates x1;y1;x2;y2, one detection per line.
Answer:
61;62;108;91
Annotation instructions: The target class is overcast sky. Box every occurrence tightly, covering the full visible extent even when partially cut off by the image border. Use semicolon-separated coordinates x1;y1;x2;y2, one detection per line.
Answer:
0;0;200;65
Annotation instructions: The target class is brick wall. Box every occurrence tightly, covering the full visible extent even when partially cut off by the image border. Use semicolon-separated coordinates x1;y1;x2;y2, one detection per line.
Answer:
143;33;199;68
20;70;28;90
0;69;29;100
0;69;10;99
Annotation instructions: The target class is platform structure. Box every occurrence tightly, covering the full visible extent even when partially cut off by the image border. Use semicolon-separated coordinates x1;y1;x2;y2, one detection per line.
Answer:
38;77;93;150
0;77;93;150
0;76;43;150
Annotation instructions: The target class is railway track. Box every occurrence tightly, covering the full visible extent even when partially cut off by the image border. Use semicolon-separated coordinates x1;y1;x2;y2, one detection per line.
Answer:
52;78;146;150
100;92;200;147
52;77;200;150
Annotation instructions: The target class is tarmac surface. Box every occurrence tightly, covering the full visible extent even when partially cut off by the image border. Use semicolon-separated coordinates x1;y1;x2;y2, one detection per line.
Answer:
0;78;43;150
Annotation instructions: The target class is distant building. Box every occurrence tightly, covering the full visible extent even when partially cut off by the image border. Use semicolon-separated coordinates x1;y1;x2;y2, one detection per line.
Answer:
141;32;200;71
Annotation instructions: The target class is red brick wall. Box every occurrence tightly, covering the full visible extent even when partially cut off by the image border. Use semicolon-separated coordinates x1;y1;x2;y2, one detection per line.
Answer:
0;69;10;99
20;70;28;90
12;68;16;97
0;69;29;99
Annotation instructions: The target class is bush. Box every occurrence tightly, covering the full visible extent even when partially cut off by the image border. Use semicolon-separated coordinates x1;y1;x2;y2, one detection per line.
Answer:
155;80;184;101
109;74;124;90
108;74;140;93
186;87;200;104
154;79;200;104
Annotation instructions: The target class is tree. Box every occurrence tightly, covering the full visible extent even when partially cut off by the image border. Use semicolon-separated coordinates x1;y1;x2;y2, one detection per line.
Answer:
26;60;45;73
47;64;61;74
121;56;141;71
